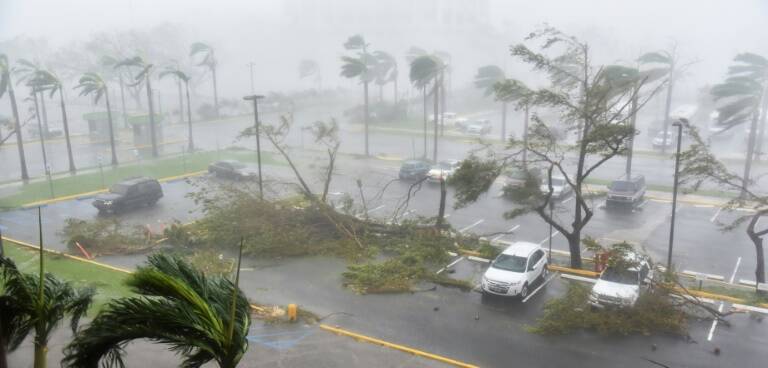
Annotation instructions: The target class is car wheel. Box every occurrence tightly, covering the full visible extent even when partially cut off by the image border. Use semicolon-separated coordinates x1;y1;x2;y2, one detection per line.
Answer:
541;265;549;280
520;283;529;299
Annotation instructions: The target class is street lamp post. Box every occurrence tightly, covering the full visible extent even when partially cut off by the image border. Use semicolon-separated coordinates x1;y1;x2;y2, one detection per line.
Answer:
667;118;686;271
244;94;265;200
548;199;555;264
247;63;256;94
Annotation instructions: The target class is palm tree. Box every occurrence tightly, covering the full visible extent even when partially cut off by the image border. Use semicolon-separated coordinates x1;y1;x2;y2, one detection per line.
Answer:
409;55;443;161
493;79;534;165
434;51;451;136
62;253;251;368
340;34;375;156
0;209;95;368
75;72;119;165
100;56;130;128
474;65;509;142
0;54;29;181
710;53;768;196
638;47;679;154
298;59;321;90
114;56;159;157
373;51;397;103
27;69;77;173
14;59;51;138
160;67;194;151
190;42;219;118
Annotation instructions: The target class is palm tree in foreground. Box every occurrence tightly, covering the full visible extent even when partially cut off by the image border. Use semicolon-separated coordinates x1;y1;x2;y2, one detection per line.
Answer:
190;42;219;118
160;67;195;151
28;69;77;173
62;253;251;368
75;72;119;166
0;54;29;181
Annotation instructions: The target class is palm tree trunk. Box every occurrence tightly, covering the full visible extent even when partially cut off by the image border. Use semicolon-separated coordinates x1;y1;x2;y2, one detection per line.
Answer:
501;101;507;143
177;78;184;124
59;91;76;173
0;334;8;368
8;82;29;180
742;110;760;197
394;77;398;105
626;93;638;177
661;71;675;154
39;92;49;135
422;86;427;158
436;177;446;228
105;90;118;166
432;80;439;162
363;81;370;156
185;82;194;151
440;71;445;137
118;75;128;128
32;93;49;176
33;344;47;368
522;104;529;165
146;77;159;158
211;66;219;118
755;88;768;161
35;207;46;368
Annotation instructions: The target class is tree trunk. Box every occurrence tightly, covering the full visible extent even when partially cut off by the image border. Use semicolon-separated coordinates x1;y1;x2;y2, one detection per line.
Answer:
0;333;7;368
363;81;370;156
661;69;675;155
32;93;49;175
59;91;76;173
501;101;507;143
177;77;184;124
211;66;220;118
755;88;768;161
33;344;47;368
433;79;439;162
747;212;766;284
105;90;118;165
422;86;427;158
742;110;760;197
393;77;398;105
440;70;445;137
39;92;49;135
626;93;638;177
145;77;159;158
186;82;194;151
436;177;447;228
8;82;29;180
118;74;128;128
522;104;529;165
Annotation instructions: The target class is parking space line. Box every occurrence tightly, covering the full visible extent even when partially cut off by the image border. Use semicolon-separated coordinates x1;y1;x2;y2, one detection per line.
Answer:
522;272;559;303
710;207;722;223
636;200;648;209
539;230;560;245
436;256;465;275
707;302;725;341
459;219;484;233
729;257;742;284
491;225;519;242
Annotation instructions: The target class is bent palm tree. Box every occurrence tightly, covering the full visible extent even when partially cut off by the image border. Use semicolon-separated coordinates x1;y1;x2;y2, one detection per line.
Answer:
493;78;534;165
62;254;251;368
27;69;77;173
373;51;397;103
114;56;159;157
0;54;29;180
638;48;679;154
409;55;443;161
474;65;508;142
160;67;195;151
75;72;118;165
14;59;51;137
298;59;321;90
101;56;130;128
340;34;375;156
190;42;219;118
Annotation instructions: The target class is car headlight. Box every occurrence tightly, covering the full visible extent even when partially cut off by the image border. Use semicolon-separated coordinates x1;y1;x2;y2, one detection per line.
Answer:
509;281;521;286
103;200;112;206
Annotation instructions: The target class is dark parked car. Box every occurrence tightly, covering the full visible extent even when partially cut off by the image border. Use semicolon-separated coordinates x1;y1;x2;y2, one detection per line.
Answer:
93;177;163;214
208;160;259;180
606;175;646;209
398;160;431;181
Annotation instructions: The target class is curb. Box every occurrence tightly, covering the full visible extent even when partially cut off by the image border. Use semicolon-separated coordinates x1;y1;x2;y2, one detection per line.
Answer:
4;237;132;274
319;324;480;368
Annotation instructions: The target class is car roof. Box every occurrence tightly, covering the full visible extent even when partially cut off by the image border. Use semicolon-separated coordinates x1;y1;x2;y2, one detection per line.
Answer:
501;241;540;257
118;176;157;185
403;159;428;165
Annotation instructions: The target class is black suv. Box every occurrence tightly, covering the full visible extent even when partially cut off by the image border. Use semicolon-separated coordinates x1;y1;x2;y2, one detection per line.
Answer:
606;175;646;209
398;160;431;181
93;177;163;214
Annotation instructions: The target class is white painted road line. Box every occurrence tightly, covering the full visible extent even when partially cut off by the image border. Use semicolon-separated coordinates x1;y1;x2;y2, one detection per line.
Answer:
729;257;742;284
523;272;559;303
539;230;561;245
367;205;385;214
561;196;574;204
467;255;490;263
436;256;465;275
459;219;485;233
491;225;520;242
707;302;725;341
710;207;722;223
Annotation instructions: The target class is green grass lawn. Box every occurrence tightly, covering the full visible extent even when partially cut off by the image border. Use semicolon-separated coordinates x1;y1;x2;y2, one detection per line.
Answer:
3;241;133;311
0;149;281;208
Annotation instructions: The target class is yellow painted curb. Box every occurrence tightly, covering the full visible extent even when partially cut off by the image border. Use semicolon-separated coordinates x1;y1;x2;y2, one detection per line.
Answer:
374;154;403;161
157;170;207;183
319;324;480;368
548;264;600;278
457;248;482;257
683;289;744;304
4;237;132;274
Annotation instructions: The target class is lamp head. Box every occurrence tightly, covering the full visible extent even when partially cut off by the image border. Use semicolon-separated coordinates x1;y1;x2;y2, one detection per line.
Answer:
243;94;264;101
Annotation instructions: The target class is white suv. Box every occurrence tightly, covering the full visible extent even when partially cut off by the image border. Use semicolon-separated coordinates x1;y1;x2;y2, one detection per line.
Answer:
481;242;548;298
589;253;653;308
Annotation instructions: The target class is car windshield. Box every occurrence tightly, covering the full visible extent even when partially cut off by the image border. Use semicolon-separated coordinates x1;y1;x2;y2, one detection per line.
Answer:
491;254;527;272
601;267;639;285
403;162;423;169
229;162;246;169
610;181;634;192
109;184;130;195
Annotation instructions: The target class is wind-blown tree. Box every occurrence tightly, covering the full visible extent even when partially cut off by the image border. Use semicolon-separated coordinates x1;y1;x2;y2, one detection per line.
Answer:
493;79;534;164
678;122;767;284
100;56;130;128
406;47;428;150
298;59;321;90
62;254;251;368
114;56;159;157
190;42;219;118
409;54;444;161
373;51;397;103
27;69;77;173
474;65;509;142
451;27;662;268
434;51;451;136
14;59;51;138
159;67;195;151
75;72;119;165
0;54;29;180
340;34;375;156
637;46;683;154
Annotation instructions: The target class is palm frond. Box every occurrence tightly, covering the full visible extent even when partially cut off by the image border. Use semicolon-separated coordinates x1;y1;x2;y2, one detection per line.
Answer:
637;51;672;65
409;55;440;87
474;65;505;96
405;46;427;63
343;35;367;51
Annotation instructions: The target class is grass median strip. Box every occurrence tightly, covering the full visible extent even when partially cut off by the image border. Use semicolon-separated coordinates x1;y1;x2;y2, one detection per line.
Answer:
0;149;280;208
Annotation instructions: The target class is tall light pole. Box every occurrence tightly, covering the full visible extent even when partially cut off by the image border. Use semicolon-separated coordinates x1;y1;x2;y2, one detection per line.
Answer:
247;62;256;94
667;118;686;271
244;94;265;200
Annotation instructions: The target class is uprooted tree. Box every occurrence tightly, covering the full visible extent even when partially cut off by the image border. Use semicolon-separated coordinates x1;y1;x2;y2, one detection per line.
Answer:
451;26;665;268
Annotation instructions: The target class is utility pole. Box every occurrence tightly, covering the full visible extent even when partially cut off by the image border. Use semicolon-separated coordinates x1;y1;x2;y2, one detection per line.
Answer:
244;94;265;200
667;119;685;271
247;62;256;94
